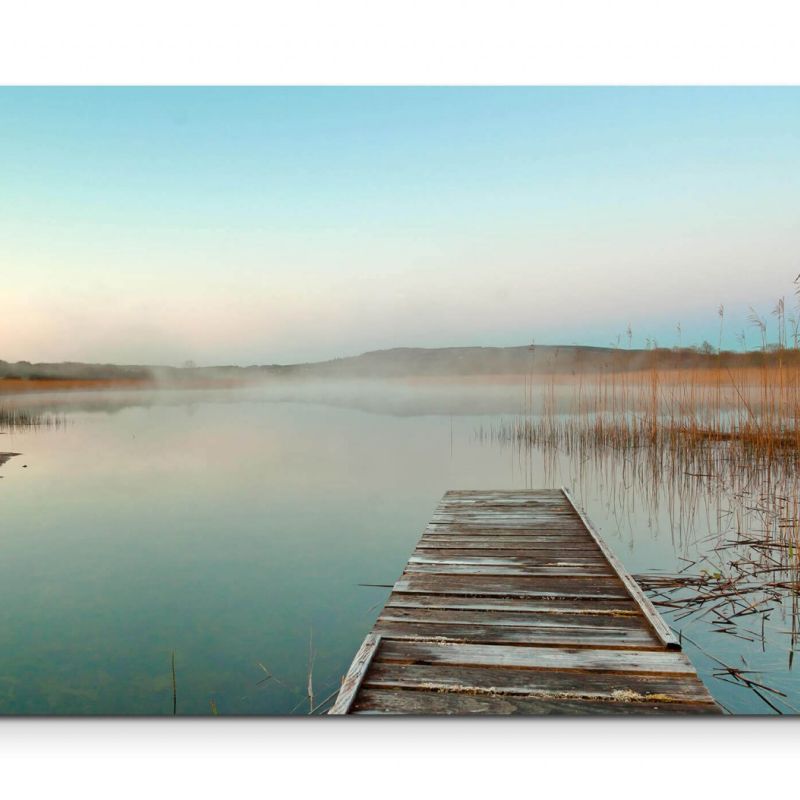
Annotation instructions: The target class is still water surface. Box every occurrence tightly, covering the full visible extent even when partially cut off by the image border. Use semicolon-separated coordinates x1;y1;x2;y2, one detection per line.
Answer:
1;382;797;714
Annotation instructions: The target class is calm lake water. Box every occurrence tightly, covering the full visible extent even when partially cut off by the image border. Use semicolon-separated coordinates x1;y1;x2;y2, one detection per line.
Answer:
1;381;797;715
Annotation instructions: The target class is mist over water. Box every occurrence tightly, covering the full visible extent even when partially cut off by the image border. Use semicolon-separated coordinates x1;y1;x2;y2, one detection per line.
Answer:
1;379;797;714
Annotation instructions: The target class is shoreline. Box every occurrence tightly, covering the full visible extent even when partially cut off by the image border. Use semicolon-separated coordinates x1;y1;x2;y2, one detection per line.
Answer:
0;377;249;395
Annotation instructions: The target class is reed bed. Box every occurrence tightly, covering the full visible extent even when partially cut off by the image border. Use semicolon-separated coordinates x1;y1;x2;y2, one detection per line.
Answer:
489;359;800;542
480;353;800;711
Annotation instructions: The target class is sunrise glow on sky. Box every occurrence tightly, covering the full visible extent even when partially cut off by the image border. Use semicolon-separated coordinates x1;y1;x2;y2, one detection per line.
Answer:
3;87;799;365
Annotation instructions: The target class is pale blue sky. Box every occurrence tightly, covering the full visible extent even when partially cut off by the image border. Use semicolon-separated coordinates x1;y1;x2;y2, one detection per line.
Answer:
2;87;799;364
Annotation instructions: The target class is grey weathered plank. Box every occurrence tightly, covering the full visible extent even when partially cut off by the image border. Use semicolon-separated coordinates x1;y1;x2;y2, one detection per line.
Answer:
371;620;660;649
328;633;381;715
427;520;587;527
363;662;717;704
440;499;567;505
441;498;569;505
351;689;719;715
408;554;613;572
432;510;582;516
394;574;630;599
385;592;640;615
424;529;596;538
426;530;591;536
439;505;571;511
443;489;564;495
561;487;681;650
403;562;615;577
438;507;571;513
418;536;603;549
416;538;604;551
436;511;576;516
425;520;590;527
412;547;607;562
376;640;696;674
378;606;653;631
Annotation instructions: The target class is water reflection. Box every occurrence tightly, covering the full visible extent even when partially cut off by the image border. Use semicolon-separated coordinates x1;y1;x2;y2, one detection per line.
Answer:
0;380;797;714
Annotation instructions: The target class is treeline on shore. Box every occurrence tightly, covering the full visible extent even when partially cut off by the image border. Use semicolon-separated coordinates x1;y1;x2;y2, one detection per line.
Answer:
4;344;800;384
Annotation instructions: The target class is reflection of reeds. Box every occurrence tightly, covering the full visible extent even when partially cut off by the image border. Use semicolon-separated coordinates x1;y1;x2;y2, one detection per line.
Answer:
487;360;800;558
0;406;65;431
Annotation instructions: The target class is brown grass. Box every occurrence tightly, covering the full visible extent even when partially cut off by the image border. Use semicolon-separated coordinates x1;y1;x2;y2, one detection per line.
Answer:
0;377;156;394
485;353;800;583
0;376;248;395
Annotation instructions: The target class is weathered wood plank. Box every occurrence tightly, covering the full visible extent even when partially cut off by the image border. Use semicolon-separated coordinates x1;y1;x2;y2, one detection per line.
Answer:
425;532;591;539
444;489;564;495
443;490;564;498
561;487;681;650
328;633;381;715
439;506;570;512
433;509;580;515
418;535;603;547
423;530;595;539
412;547;607;562
364;662;717;704
432;510;582;516
413;548;607;562
403;562;615;577
394;574;630;599
378;606;653;631
433;511;580;516
385;592;640;615
372;620;660;649
409;554;613;572
351;688;719;715
432;520;582;524
440;504;570;511
426;521;590;529
441;501;567;505
416;538;604;551
439;504;572;511
376;640;696;675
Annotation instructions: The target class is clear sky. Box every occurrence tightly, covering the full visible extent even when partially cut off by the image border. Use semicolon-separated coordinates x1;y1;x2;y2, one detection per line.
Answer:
2;87;799;365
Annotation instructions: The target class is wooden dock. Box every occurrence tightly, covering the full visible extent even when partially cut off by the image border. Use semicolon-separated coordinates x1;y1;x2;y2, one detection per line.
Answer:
330;488;721;715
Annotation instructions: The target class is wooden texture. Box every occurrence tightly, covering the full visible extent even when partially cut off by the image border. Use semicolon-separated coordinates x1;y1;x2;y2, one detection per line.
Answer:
351;689;720;715
328;633;381;715
329;489;721;716
561;487;682;650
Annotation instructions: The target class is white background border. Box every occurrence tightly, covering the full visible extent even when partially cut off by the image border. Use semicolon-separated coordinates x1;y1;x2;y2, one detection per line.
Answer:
2;0;800;84
1;718;797;795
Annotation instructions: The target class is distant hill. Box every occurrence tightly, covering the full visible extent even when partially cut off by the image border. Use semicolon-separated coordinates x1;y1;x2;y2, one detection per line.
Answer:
285;345;616;377
1;344;797;384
